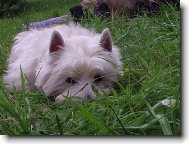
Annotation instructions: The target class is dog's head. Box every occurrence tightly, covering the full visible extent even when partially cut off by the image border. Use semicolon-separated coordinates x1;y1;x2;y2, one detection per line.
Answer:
35;28;122;103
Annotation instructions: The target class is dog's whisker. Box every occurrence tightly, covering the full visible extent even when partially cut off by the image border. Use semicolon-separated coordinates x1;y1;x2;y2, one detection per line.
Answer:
35;64;43;81
73;82;89;96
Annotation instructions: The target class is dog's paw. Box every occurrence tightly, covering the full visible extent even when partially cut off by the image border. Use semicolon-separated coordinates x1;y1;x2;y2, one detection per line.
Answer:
55;95;65;104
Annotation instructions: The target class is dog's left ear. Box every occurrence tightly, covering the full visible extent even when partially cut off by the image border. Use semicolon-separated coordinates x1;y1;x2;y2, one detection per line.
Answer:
100;28;112;52
49;31;65;53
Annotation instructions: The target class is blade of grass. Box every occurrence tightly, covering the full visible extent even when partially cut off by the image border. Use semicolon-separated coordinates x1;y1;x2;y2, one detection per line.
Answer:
145;101;173;135
109;106;127;135
80;108;114;135
55;114;63;135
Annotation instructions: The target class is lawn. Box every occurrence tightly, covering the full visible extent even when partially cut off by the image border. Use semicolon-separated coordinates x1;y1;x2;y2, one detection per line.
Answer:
0;0;180;135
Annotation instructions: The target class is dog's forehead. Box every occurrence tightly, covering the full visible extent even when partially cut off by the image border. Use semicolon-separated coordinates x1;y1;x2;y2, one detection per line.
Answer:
73;60;104;72
62;58;104;79
66;36;100;52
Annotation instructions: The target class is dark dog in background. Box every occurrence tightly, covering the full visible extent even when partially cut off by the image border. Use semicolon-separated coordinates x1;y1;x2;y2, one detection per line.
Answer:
69;0;180;21
95;0;179;16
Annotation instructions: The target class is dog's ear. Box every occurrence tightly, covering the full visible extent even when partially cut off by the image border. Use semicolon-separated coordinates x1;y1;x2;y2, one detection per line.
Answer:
49;31;64;53
100;28;112;52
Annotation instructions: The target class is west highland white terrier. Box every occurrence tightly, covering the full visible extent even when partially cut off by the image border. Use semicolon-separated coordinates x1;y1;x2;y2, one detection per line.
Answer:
3;23;122;103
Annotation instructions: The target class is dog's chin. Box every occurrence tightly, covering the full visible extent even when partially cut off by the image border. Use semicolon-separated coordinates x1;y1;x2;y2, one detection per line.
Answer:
54;87;112;104
55;94;94;104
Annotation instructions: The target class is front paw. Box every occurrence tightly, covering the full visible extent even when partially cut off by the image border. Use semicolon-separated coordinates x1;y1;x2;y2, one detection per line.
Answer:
55;95;65;104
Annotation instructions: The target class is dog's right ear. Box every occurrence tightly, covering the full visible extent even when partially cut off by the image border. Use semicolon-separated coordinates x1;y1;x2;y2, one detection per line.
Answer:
49;31;65;53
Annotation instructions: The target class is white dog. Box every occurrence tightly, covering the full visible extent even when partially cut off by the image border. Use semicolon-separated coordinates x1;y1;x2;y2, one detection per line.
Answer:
3;23;122;103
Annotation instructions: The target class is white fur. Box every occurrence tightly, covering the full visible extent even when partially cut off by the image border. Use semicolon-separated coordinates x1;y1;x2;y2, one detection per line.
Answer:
3;23;122;103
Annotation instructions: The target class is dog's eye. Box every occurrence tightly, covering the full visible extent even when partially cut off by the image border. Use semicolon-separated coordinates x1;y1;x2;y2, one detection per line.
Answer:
94;74;103;82
66;77;77;85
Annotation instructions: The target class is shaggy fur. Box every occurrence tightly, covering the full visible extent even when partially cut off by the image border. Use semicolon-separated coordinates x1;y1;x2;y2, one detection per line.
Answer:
3;23;122;103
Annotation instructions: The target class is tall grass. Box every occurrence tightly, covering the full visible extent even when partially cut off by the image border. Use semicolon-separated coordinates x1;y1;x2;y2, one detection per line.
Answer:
0;0;180;135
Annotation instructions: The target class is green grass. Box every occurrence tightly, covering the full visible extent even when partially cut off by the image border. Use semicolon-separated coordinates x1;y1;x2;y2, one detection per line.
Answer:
0;0;180;135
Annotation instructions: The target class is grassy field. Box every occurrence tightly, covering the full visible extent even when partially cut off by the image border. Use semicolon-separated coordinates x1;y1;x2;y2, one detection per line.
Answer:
0;0;180;135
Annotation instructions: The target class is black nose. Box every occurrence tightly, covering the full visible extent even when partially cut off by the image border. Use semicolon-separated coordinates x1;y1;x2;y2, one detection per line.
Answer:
85;94;92;99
